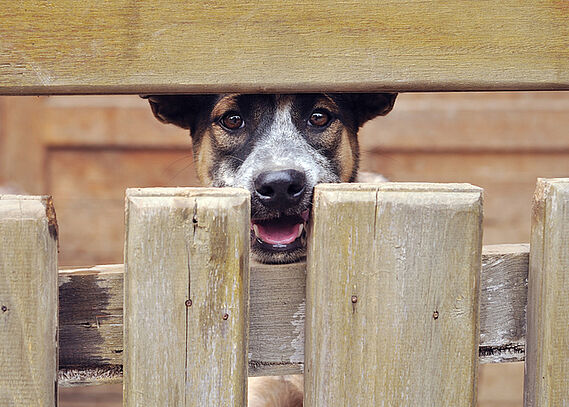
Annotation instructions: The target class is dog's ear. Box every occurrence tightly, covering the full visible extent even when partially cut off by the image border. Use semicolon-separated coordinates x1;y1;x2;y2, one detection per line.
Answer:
345;93;398;127
141;95;217;132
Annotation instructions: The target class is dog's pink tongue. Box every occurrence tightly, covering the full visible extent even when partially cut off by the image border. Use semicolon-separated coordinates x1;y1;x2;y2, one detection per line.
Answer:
255;222;302;245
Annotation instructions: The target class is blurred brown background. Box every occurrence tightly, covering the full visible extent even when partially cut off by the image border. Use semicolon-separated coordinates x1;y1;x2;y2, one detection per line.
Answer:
1;92;568;406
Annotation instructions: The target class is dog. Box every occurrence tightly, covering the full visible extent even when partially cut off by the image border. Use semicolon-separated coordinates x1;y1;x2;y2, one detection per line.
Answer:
145;93;397;406
145;93;396;264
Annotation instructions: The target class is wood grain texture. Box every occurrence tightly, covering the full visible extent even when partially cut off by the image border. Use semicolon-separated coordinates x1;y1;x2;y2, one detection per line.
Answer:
58;264;124;385
248;261;306;376
305;183;483;406
479;244;528;363
123;188;249;406
57;244;529;385
0;0;568;94
0;195;58;405
525;179;569;406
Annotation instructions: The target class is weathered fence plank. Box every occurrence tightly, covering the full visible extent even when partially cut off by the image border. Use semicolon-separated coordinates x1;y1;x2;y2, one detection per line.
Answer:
525;179;569;406
305;183;483;406
1;0;568;94
0;196;58;405
57;244;528;386
123;188;249;406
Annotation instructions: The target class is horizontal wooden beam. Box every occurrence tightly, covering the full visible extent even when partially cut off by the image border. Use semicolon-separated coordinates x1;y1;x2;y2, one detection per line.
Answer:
1;1;568;94
58;243;528;386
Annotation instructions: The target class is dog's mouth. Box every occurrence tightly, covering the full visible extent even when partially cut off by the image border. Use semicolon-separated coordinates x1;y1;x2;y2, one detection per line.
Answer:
251;210;309;253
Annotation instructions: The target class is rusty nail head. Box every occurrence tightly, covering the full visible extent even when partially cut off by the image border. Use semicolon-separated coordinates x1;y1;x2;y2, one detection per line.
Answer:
351;295;358;304
223;313;229;320
1;305;7;312
185;299;192;307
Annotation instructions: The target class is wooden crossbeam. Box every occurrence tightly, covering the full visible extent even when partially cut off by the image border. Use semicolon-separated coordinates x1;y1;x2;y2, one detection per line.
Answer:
1;0;568;94
58;243;528;386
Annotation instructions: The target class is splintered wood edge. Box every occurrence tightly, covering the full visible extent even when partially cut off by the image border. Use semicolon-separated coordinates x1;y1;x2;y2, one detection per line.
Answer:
57;243;529;386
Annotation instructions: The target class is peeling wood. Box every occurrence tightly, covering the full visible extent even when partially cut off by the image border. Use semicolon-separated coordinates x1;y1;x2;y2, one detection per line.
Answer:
58;366;123;388
479;243;528;363
45;196;59;246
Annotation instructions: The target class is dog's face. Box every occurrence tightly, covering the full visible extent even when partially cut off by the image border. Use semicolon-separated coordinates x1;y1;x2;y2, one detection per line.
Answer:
145;93;396;263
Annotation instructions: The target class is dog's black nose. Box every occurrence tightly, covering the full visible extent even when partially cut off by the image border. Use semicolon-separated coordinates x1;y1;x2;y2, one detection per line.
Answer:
254;169;306;210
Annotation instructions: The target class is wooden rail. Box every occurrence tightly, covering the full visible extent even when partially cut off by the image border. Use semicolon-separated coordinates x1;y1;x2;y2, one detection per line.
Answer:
57;243;528;386
1;0;568;94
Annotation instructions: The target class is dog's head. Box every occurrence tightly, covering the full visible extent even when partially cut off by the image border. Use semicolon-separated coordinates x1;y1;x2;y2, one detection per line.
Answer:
145;93;396;263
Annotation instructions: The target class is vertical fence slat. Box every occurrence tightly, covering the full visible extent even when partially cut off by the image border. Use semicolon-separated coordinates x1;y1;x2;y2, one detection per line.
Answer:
525;178;569;406
305;183;483;406
0;196;58;406
123;188;249;407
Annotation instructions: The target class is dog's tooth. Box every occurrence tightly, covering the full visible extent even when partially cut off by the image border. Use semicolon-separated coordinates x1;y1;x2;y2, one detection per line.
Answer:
297;223;304;238
253;224;260;238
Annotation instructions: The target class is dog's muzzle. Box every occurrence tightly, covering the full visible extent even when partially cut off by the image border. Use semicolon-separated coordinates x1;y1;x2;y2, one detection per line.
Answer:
254;169;306;211
250;169;310;257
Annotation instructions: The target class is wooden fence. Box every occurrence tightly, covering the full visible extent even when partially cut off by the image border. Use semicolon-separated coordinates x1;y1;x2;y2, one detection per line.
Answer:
1;2;568;404
1;179;568;405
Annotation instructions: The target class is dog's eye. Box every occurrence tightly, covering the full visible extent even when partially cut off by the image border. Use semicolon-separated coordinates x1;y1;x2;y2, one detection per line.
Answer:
219;112;244;130
308;110;332;127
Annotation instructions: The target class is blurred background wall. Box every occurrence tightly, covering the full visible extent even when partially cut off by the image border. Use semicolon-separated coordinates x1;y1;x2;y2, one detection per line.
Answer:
1;92;568;406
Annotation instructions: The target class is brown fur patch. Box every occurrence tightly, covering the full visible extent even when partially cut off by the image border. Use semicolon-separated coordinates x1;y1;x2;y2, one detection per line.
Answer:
194;133;214;185
211;94;240;118
309;96;356;182
338;127;356;182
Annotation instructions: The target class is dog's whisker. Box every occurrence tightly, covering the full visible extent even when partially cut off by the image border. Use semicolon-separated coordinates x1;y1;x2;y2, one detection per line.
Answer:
164;154;194;171
228;155;245;164
165;160;196;183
